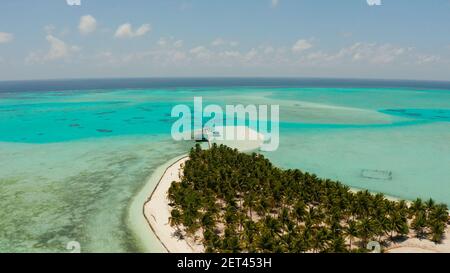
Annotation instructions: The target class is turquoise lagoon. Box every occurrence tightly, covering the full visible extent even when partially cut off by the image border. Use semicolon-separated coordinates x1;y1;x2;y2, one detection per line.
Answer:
1;79;450;252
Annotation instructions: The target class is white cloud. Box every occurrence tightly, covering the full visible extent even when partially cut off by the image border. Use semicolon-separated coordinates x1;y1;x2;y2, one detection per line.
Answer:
339;31;353;38
264;47;275;54
135;24;151;36
416;54;441;64
95;51;116;65
340;43;409;64
105;47;190;67
190;46;213;60
158;37;184;48
79;15;97;35
271;0;280;8
221;51;241;58
292;39;313;53
190;46;208;55
258;45;275;55
0;32;14;44
158;38;168;47
211;38;239;47
294;42;414;66
44;25;56;34
305;51;333;62
115;24;133;38
149;49;189;65
26;35;80;64
171;51;188;62
46;35;68;60
230;41;239;47
245;48;259;62
114;23;151;39
174;40;184;48
211;38;225;47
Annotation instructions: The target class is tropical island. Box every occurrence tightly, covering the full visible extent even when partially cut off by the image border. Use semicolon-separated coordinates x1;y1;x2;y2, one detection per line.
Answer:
143;144;450;253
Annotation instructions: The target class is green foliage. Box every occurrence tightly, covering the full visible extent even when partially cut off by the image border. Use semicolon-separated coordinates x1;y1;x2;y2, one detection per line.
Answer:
168;144;449;253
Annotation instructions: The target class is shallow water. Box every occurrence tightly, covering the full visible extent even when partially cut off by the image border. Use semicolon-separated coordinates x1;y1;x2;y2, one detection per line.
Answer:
0;80;449;252
0;137;191;252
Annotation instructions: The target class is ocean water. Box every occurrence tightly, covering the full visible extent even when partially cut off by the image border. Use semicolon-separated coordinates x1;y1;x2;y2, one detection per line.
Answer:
0;78;449;253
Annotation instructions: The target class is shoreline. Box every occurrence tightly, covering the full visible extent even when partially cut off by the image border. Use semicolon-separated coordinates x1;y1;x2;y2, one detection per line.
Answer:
143;156;204;253
128;154;188;253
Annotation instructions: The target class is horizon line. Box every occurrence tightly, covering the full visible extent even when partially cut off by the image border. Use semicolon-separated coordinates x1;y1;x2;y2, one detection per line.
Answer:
2;76;450;85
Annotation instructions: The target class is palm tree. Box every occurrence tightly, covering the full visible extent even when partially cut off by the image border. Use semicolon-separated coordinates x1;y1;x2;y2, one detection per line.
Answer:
258;230;275;253
243;191;256;219
328;234;347;253
346;220;358;250
293;200;306;225
201;212;215;230
292;235;307;253
412;211;427;238
256;198;269;217
357;218;374;247
425;198;436;211
243;220;257;251
222;227;241;253
409;198;424;218
430;221;445;243
390;212;409;239
429;204;449;224
311;227;330;253
203;228;220;252
280;207;291;228
264;216;282;238
169;208;183;232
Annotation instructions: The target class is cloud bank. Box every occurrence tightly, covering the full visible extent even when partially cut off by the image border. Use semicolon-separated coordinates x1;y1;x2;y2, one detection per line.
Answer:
114;23;151;39
0;32;14;44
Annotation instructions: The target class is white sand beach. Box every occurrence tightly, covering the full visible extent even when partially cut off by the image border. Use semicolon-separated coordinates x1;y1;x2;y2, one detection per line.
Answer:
385;229;450;253
209;125;266;152
143;156;204;253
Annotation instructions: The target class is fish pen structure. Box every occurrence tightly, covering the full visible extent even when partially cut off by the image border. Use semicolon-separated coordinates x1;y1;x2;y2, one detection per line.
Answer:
361;169;393;180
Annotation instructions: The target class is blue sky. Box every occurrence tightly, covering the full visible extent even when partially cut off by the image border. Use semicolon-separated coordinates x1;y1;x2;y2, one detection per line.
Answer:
0;0;449;81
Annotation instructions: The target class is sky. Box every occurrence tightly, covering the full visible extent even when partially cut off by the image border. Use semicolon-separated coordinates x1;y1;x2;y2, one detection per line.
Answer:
0;0;450;81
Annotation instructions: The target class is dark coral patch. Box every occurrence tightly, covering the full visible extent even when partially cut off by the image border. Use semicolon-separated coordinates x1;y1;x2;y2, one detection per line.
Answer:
95;111;116;116
96;129;113;133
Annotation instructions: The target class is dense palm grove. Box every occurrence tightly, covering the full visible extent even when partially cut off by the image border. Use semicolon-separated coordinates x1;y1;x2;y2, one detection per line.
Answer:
168;144;449;253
